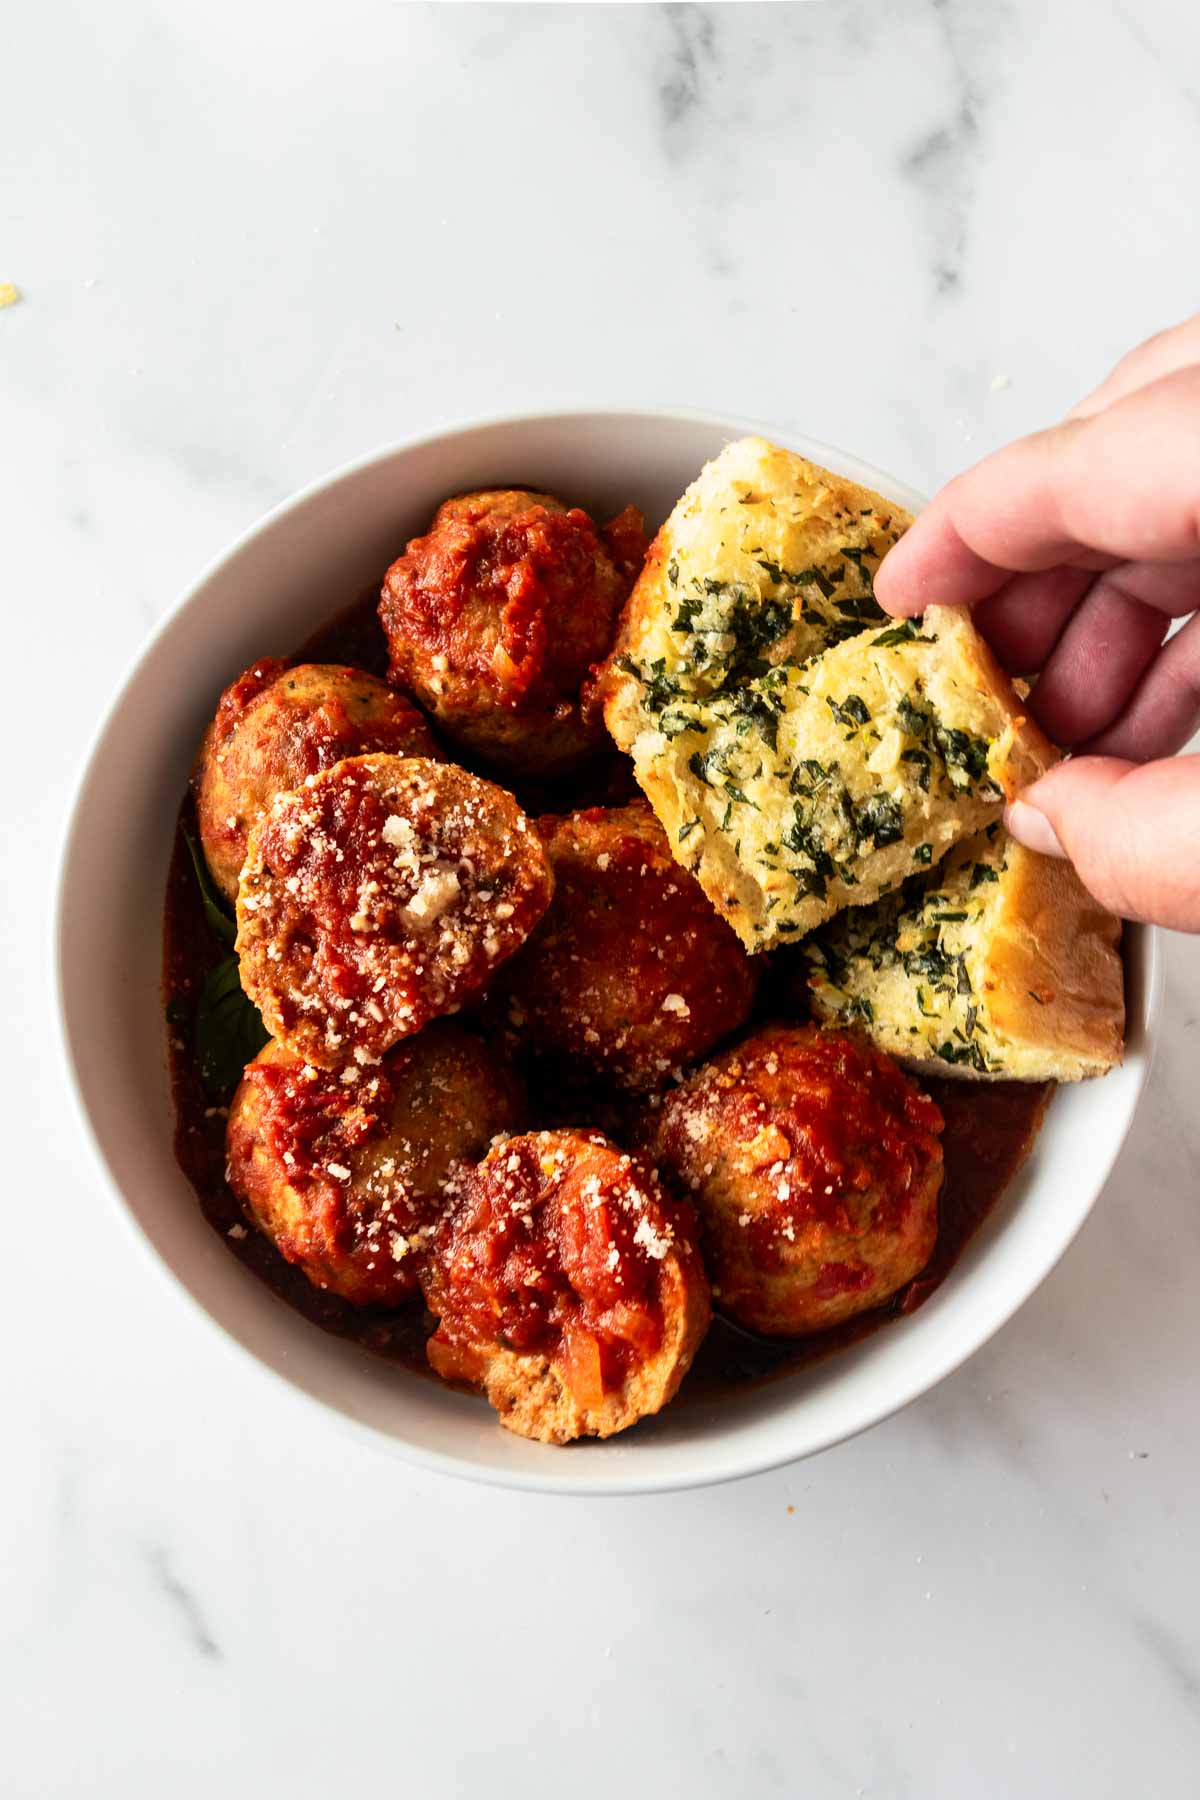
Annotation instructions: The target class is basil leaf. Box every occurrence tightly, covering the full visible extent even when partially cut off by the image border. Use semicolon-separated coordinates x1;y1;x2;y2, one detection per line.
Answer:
826;693;870;728
195;956;269;1096
854;793;904;849
871;619;920;648
182;825;237;948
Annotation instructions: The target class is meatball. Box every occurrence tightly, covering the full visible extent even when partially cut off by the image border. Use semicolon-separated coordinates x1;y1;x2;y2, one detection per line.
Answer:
225;1025;525;1305
642;1024;943;1335
421;1129;711;1443
237;754;553;1069
379;489;646;778
498;802;759;1092
193;660;439;902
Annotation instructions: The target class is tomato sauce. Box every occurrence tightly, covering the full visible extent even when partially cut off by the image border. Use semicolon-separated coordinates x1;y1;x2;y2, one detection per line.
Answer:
424;1133;673;1391
382;498;639;708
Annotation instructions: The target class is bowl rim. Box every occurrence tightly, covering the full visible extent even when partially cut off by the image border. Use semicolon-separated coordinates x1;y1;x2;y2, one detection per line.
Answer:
53;405;1164;1495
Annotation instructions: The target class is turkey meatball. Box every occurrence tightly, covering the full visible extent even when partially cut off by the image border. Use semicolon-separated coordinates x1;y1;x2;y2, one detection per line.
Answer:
193;660;439;902
642;1024;943;1335
225;1026;525;1305
379;489;646;778
237;754;553;1069
421;1129;711;1443
498;801;759;1092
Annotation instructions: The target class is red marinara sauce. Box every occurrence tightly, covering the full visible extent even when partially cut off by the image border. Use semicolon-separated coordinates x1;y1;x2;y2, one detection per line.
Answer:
238;1050;389;1180
382;495;642;710
212;657;288;737
422;1130;698;1395
379;491;647;777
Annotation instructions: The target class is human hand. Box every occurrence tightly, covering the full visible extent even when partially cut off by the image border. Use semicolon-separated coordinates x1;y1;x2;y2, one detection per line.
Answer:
875;315;1200;931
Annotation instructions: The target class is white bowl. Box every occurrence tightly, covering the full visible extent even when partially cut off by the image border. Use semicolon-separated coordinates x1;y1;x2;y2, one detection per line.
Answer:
56;410;1160;1495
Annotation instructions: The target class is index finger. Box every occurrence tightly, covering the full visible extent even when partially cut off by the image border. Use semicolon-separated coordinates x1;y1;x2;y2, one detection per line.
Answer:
876;365;1200;617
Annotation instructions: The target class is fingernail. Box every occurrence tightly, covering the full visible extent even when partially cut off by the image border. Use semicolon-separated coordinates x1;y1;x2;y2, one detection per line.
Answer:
1005;798;1066;859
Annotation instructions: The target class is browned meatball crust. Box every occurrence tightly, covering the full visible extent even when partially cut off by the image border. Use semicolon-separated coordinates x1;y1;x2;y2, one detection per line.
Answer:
642;1024;944;1335
421;1129;711;1443
497;801;759;1092
379;489;646;778
193;660;439;901
236;754;553;1069
225;1026;525;1305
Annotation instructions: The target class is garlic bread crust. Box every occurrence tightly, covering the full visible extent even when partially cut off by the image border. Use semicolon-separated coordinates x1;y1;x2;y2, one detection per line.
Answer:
804;828;1125;1080
604;435;909;737
611;598;1055;951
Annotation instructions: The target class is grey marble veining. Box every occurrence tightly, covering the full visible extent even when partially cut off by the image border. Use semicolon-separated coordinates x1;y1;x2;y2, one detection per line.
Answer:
4;2;1200;1795
139;1543;223;1662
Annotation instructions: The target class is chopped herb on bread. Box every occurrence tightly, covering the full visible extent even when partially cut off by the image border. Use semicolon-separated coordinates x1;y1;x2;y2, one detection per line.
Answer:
607;603;1054;949
803;827;1124;1080
604;436;908;719
602;439;1055;950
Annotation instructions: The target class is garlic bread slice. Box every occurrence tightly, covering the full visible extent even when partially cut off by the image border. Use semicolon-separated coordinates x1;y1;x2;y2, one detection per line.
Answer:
803;827;1124;1080
604;435;910;742
612;602;1054;950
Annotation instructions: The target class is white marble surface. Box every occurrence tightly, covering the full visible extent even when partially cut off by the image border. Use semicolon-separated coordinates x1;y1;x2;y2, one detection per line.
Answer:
5;2;1200;1794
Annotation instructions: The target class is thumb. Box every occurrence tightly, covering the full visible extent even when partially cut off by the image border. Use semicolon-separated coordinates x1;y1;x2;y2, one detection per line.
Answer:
1005;754;1200;931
